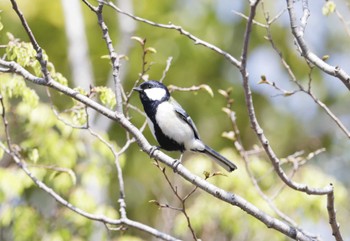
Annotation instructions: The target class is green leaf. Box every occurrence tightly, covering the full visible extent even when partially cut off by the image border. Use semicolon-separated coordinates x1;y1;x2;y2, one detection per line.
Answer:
53;72;68;86
71;108;87;126
100;55;110;59
131;36;145;45
322;1;336;16
145;47;157;54
94;86;116;109
222;131;236;141
199;84;214;97
0;75;39;108
50;169;76;193
218;89;228;98
28;148;39;163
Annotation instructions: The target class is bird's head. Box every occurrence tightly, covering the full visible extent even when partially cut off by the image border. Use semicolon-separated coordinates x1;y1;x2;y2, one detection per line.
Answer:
133;80;170;103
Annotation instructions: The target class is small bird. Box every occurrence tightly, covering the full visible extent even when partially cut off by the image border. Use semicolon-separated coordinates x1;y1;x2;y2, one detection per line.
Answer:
133;80;237;172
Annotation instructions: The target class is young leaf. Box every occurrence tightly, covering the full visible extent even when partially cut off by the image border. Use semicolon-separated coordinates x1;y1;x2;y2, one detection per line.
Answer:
145;47;157;54
199;84;214;97
28;148;39;163
131;36;145;45
94;86;116;109
322;1;336;16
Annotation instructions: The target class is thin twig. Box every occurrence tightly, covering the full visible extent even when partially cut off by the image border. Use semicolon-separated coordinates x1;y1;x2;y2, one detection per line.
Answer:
159;57;173;83
327;185;344;241
232;9;267;28
0;94;12;151
95;3;123;113
88;127;128;219
222;92;302;229
286;0;350;90
9;0;50;82
154;163;198;241
104;0;241;69
262;13;350;139
45;87;88;129
335;9;350;38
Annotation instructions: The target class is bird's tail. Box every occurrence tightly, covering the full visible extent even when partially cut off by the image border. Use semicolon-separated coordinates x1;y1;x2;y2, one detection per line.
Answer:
203;145;237;172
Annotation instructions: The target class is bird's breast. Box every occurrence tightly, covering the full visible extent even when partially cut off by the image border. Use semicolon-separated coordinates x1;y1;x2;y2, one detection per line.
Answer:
155;102;204;151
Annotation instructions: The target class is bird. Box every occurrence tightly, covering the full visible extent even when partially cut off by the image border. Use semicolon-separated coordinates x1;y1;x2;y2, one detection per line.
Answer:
133;80;237;172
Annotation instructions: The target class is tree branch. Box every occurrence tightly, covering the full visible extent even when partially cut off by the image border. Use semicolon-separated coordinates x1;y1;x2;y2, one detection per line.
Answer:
96;3;123;114
327;185;344;241
286;0;350;90
103;0;242;69
238;0;333;196
9;0;51;82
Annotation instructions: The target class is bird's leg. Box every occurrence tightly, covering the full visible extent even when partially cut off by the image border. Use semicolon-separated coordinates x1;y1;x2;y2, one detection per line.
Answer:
172;153;183;173
149;146;160;158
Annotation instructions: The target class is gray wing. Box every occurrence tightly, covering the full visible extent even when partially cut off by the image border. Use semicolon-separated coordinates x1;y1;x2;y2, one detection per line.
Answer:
170;97;201;139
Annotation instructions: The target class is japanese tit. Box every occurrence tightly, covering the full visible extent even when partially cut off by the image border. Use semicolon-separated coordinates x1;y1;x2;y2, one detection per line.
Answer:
134;80;237;172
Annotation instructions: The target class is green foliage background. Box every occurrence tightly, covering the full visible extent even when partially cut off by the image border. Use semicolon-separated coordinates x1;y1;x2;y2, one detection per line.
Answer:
0;0;349;240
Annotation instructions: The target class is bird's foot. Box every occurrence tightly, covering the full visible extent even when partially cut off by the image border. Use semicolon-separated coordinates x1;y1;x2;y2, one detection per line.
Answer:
149;146;160;158
171;159;181;173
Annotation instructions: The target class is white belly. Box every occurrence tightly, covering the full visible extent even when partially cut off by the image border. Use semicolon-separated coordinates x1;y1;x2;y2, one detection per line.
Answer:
155;102;205;151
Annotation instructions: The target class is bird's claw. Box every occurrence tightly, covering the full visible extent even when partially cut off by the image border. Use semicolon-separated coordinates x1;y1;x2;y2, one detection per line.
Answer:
149;146;160;158
172;159;181;173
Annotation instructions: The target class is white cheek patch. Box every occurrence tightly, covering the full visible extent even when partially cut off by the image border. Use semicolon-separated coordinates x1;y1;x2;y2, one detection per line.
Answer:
144;88;166;101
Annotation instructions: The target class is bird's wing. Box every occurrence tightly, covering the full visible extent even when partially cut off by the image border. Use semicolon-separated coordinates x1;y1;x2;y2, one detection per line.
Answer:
170;97;201;139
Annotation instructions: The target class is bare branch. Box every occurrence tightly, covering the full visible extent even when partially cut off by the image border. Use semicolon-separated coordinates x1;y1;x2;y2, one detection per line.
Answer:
335;9;350;37
95;3;123;113
232;9;267;28
300;0;310;34
103;0;242;69
0;94;12;151
239;0;333;196
9;0;51;82
155;163;198;241
159;57;173;83
262;15;350;139
286;0;350;90
327;185;344;241
222;94;300;229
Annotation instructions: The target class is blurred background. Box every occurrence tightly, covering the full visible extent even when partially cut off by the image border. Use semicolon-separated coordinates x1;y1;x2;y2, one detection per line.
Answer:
0;0;349;240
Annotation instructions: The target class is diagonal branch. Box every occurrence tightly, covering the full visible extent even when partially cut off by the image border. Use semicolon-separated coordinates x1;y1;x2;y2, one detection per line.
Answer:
9;0;51;82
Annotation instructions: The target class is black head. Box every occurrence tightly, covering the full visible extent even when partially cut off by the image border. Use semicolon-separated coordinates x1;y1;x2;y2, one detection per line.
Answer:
133;80;170;103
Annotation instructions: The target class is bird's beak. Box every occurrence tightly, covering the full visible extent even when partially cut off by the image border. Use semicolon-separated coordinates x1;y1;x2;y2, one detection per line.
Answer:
133;86;142;92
